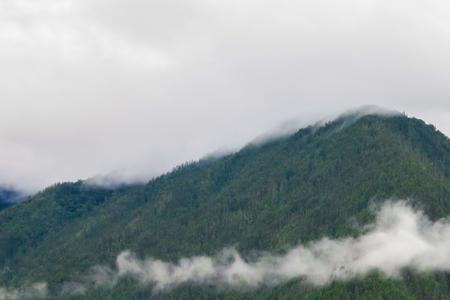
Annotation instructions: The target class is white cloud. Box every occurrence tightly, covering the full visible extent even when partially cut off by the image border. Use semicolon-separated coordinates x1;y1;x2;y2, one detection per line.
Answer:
61;201;450;293
0;0;173;67
108;201;450;290
0;0;450;191
4;201;450;295
0;282;47;300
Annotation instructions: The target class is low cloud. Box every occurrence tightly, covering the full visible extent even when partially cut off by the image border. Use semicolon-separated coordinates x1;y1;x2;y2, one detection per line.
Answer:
81;105;402;190
0;283;47;300
6;201;450;297
83;169;151;189
0;187;24;204
2;0;450;193
85;201;450;292
249;105;402;147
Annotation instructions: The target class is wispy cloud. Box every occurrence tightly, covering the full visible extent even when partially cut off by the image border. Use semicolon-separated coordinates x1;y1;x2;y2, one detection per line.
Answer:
0;283;47;300
7;201;450;296
1;0;450;193
56;201;450;295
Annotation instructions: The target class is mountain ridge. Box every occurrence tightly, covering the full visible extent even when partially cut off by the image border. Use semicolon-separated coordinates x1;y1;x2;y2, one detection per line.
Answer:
0;187;22;211
2;111;450;299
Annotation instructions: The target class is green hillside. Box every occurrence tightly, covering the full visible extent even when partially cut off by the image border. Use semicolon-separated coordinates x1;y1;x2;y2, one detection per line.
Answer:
2;112;450;299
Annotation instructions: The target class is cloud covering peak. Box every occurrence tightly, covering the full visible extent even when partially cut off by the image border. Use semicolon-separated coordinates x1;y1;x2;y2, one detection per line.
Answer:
1;0;450;192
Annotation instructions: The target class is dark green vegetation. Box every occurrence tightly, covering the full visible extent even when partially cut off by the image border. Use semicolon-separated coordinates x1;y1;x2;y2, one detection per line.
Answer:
2;112;450;299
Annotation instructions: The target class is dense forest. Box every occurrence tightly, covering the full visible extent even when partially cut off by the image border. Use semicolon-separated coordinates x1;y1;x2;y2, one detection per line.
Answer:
2;112;450;299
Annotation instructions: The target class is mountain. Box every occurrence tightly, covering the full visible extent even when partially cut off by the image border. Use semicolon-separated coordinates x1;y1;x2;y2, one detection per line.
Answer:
0;187;21;211
2;111;450;299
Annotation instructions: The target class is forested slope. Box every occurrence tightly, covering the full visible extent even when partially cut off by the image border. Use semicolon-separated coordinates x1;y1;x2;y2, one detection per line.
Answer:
2;112;450;299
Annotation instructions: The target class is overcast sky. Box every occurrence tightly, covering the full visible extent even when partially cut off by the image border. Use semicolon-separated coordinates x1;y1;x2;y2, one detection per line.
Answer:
1;0;450;193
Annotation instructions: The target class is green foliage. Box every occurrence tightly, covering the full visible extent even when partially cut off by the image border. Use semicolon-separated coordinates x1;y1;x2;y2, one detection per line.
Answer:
2;114;450;299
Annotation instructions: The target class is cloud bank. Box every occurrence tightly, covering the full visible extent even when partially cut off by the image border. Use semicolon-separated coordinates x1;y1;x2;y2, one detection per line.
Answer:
51;201;450;295
1;0;450;192
5;201;450;297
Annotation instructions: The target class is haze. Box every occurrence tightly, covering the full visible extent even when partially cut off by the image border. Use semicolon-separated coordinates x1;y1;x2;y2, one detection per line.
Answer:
1;0;450;192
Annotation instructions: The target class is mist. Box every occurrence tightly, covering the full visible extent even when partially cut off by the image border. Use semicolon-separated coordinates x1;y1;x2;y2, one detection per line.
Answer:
48;201;450;296
0;283;47;300
6;201;450;297
1;0;450;193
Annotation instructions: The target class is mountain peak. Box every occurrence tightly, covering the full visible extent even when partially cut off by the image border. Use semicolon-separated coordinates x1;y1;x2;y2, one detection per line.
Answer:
0;187;22;210
2;109;450;299
340;105;401;118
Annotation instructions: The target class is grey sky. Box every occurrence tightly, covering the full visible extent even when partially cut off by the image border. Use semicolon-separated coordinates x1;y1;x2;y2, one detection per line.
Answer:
1;0;450;192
